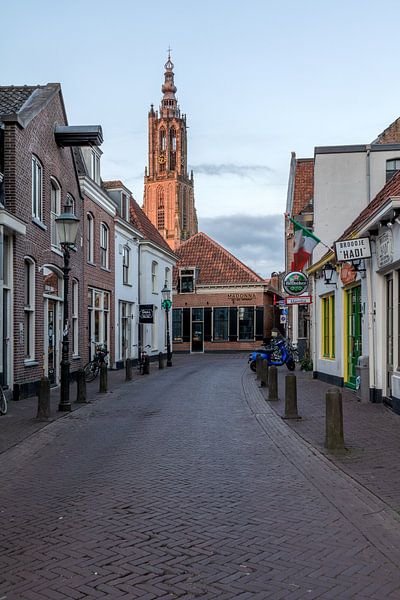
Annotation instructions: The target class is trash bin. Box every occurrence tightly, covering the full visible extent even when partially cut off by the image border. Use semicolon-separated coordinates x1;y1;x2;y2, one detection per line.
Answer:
356;355;369;402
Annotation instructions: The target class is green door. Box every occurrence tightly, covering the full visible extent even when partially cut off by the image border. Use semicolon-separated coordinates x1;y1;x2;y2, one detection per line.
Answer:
346;286;362;389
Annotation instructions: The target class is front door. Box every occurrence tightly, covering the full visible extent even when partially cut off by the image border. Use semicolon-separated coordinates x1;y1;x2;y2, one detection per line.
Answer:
191;308;204;353
345;286;362;389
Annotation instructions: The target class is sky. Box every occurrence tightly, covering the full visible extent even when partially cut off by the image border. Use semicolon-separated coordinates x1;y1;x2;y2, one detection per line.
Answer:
2;0;400;277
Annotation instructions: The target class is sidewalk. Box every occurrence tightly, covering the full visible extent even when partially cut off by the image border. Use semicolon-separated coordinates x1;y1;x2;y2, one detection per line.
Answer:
255;366;400;514
0;359;167;455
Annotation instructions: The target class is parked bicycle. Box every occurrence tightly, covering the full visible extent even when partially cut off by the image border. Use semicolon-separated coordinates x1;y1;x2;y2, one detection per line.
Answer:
0;385;7;415
84;344;109;382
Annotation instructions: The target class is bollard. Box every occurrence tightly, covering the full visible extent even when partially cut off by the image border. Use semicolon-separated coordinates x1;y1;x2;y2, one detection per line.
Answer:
36;376;51;420
260;359;269;387
75;369;88;403
256;355;262;380
99;364;108;393
325;388;344;450
268;366;278;401
142;354;150;375
282;374;301;419
125;358;133;381
158;352;165;370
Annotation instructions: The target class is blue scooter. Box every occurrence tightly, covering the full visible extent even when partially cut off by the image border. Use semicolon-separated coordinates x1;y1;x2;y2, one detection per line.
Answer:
248;338;295;372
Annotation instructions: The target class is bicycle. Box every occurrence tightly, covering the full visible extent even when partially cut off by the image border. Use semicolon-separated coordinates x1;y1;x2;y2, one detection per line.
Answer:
0;384;7;415
84;345;109;382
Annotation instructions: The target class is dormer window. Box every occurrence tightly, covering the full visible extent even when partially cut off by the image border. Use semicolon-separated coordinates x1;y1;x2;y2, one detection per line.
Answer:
91;150;101;184
179;268;196;293
386;158;400;182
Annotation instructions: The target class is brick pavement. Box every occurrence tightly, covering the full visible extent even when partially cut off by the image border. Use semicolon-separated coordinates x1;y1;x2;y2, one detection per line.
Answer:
1;355;400;598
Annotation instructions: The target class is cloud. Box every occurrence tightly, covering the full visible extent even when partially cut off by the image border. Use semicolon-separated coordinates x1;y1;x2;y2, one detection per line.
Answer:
199;214;284;278
189;163;274;179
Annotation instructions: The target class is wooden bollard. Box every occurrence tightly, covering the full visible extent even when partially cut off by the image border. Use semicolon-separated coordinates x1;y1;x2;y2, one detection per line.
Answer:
99;364;108;393
325;388;344;450
260;359;269;387
142;354;150;375
125;358;133;381
75;369;88;403
256;355;262;380
158;352;165;370
283;374;301;419
36;376;51;420
268;366;278;401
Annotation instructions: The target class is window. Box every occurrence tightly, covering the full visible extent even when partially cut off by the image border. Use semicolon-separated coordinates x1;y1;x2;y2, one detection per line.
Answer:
151;261;158;292
91;150;100;184
123;246;130;285
100;223;109;269
238;307;255;341
322;294;335;358
72;280;79;356
87;213;94;262
50;179;61;247
179;268;195;293
32;155;43;220
172;309;183;341
386;159;400;182
24;258;35;359
213;307;229;341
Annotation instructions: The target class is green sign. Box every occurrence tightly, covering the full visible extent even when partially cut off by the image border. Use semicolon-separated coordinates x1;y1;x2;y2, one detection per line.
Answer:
283;271;308;296
162;299;172;310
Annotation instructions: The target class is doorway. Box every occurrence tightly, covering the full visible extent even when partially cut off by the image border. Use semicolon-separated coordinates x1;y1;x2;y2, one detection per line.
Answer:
345;285;362;389
191;308;204;353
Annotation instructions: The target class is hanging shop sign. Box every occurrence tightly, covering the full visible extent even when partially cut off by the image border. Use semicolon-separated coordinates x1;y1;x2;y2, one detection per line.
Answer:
139;304;154;323
376;229;393;269
285;295;312;305
335;237;371;262
283;271;309;296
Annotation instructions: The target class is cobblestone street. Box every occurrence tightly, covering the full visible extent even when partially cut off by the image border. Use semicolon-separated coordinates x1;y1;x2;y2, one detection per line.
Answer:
2;355;400;599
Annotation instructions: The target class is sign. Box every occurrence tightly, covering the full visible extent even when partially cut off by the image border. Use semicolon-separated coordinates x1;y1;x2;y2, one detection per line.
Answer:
285;295;312;305
283;271;309;296
340;262;357;285
376;229;393;269
335;237;371;262
139;304;154;323
280;314;287;324
162;299;172;310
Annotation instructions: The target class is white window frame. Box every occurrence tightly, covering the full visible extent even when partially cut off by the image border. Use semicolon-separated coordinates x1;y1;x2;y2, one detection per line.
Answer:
152;261;158;293
72;279;79;356
123;246;130;285
100;223;109;269
24;257;36;360
32;155;43;221
50;178;61;248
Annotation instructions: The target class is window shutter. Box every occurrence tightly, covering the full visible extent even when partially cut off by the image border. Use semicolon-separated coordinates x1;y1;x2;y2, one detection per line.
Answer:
182;308;190;342
204;307;212;341
229;307;238;341
255;306;264;340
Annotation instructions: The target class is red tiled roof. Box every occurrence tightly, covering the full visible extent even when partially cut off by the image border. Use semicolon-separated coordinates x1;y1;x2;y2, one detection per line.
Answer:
173;232;265;286
129;198;172;252
293;159;314;216
103;180;125;190
338;169;400;242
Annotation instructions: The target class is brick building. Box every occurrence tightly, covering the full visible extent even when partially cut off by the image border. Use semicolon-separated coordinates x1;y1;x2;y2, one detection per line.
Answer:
0;84;102;398
172;233;281;353
143;52;198;251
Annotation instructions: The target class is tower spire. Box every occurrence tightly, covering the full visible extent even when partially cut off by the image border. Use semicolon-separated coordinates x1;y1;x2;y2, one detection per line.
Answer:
161;48;179;117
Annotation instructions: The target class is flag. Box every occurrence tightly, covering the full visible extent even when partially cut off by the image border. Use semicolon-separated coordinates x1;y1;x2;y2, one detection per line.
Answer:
289;217;320;272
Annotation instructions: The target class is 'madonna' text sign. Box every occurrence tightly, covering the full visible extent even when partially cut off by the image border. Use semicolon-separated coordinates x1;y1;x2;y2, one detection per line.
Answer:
335;237;371;262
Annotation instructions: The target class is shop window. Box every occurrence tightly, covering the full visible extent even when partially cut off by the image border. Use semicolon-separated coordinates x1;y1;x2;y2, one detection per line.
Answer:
24;257;36;359
238;307;255;341
179;268;195;293
386;158;400;183
322;294;335;358
213;307;229;341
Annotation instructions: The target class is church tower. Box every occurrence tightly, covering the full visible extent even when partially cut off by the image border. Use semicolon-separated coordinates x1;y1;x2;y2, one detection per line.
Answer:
143;52;198;250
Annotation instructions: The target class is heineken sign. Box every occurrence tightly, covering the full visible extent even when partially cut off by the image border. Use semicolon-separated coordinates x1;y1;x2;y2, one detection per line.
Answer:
283;271;309;296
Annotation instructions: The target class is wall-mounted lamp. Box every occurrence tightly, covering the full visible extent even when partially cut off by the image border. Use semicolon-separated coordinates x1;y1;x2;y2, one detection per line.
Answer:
323;262;336;285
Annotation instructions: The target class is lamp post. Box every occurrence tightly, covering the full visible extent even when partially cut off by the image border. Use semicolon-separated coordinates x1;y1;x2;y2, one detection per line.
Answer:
161;281;173;367
55;196;80;411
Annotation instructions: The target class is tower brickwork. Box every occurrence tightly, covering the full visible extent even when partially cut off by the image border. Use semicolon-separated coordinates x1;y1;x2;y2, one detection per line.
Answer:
143;53;198;251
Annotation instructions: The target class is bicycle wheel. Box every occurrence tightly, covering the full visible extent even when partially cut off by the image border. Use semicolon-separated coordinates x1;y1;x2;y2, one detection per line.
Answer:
0;386;7;415
84;361;99;382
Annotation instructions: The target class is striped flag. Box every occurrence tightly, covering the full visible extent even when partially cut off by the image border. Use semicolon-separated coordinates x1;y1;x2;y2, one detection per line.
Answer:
289;217;320;272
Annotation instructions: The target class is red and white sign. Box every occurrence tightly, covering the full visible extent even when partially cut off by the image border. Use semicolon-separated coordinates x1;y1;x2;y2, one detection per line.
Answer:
285;295;312;305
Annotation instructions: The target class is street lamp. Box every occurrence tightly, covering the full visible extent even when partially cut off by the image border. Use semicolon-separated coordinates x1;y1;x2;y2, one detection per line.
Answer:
55;196;80;411
161;281;173;367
